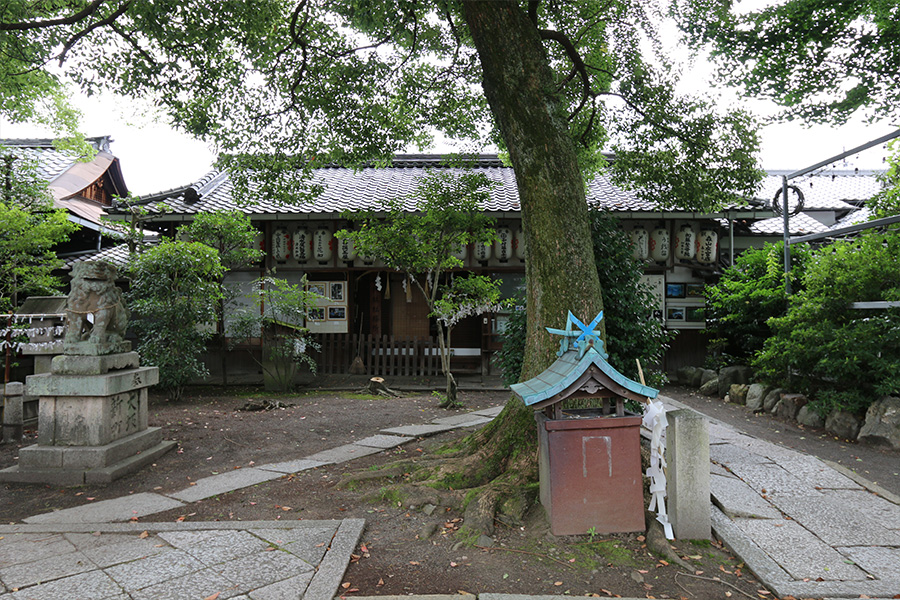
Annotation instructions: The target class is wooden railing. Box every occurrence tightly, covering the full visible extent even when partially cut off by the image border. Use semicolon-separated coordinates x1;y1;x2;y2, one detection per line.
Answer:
312;334;442;376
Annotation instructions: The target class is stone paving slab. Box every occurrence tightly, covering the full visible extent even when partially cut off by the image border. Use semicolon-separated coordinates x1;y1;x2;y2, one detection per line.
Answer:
159;529;274;565
103;548;205;592
823;488;900;531
22;492;185;524
352;434;412;449
251;572;315;600
303;519;365;600
732;518;869;581
769;494;900;547
835;545;900;580
0;520;362;600
709;442;773;467
724;461;823;498
429;414;493;427
4;569;126;600
710;473;781;519
471;406;504;417
257;458;327;474
304;443;386;465
169;467;284;503
769;455;863;490
249;524;339;566
380;423;460;437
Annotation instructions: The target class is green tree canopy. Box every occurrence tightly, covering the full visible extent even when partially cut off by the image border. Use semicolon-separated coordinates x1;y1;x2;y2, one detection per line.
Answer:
0;148;77;311
675;0;900;125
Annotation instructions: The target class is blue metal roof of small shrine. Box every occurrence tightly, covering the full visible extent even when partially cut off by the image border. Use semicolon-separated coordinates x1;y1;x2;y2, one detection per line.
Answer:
510;312;658;407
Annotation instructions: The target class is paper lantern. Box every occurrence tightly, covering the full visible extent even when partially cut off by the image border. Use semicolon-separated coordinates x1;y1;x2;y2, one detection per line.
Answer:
313;226;333;262
514;226;526;260
696;229;718;265
293;227;310;262
674;224;696;261
495;227;512;262
631;227;649;260
271;227;290;261
337;237;357;262
474;241;491;262
649;226;669;262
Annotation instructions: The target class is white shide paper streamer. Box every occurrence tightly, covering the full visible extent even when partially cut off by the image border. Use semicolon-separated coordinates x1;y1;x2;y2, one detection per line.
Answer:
642;399;673;539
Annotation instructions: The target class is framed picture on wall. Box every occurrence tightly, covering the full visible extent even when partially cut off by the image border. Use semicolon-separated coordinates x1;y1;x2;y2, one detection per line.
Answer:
666;307;685;321
328;306;347;320
307;282;326;297
308;307;325;321
686;283;705;298
329;282;345;302
665;283;686;299
685;306;706;322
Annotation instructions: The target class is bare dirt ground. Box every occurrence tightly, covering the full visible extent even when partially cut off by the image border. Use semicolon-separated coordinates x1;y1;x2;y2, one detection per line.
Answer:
1;386;770;600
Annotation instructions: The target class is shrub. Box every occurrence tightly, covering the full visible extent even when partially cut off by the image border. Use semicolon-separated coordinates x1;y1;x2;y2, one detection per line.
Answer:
704;241;811;368
753;231;900;414
127;240;225;400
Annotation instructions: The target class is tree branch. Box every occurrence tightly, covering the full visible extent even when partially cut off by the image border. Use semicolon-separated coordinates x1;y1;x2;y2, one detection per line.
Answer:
57;1;132;65
0;0;106;31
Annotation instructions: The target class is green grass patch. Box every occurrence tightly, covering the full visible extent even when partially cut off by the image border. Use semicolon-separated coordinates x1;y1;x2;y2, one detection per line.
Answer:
567;539;638;569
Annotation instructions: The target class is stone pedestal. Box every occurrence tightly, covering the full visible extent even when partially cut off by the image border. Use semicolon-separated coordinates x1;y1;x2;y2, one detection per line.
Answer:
0;352;175;485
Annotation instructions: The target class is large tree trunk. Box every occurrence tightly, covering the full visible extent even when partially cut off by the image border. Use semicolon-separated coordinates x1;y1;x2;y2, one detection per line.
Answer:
360;4;609;534
462;0;605;382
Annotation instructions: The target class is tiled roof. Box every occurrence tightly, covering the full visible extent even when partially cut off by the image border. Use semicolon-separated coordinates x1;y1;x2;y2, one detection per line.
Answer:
832;207;875;229
1;137;128;229
115;156;885;219
64;244;131;269
749;213;830;236
756;171;883;211
1;137;113;182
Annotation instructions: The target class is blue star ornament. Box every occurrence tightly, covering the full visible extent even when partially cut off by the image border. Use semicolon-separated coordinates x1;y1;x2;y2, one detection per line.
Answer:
545;311;608;357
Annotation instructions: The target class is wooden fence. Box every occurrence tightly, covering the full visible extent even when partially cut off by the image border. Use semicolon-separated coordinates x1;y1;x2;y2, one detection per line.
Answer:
312;334;442;376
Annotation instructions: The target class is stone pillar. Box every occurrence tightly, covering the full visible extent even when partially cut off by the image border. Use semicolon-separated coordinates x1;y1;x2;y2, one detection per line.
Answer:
665;409;711;540
2;381;24;444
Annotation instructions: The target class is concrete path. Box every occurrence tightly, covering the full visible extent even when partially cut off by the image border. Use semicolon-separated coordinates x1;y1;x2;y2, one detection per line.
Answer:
3;393;900;599
661;396;900;599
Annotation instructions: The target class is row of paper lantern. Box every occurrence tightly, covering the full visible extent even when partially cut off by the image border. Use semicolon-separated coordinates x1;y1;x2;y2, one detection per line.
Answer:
631;224;718;264
265;226;527;263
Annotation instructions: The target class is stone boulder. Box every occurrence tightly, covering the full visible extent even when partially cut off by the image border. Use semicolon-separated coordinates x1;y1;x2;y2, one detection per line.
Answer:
858;396;900;449
745;384;771;412
826;410;863;441
796;405;826;429
699;369;718;387
763;389;784;413
675;366;699;386
776;393;808;420
729;384;749;405
699;378;719;397
718;366;753;398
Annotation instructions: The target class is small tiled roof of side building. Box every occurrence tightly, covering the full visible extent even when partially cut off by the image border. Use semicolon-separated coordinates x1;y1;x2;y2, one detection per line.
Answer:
749;212;831;236
756;170;884;211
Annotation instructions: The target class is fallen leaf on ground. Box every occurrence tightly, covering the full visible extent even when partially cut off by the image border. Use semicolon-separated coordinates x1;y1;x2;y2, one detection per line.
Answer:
204;593;220;600
139;531;149;539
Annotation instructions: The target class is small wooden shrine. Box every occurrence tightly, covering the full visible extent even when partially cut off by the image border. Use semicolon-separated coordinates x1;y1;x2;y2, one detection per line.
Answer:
511;311;658;535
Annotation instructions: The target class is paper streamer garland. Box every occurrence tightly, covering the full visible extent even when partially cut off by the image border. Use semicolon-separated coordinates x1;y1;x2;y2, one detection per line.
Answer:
642;399;673;540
